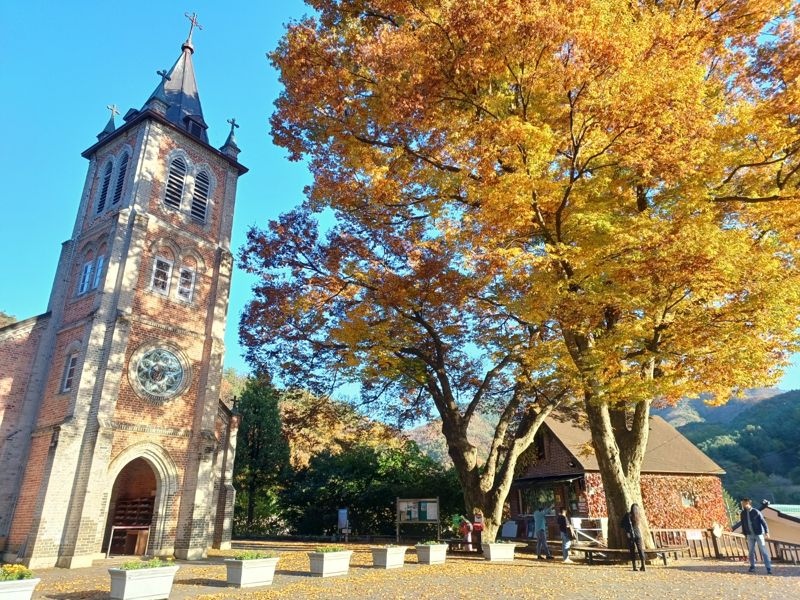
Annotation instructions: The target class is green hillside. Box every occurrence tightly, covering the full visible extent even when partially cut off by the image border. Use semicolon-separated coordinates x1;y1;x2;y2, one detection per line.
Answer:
679;390;800;503
652;387;781;427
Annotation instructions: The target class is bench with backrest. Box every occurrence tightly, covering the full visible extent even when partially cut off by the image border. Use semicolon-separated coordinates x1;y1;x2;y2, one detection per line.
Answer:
570;544;689;566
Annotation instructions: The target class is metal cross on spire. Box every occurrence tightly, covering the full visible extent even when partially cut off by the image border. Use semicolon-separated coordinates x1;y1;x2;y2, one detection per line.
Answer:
157;69;172;83
184;11;203;43
106;104;120;118
227;118;240;134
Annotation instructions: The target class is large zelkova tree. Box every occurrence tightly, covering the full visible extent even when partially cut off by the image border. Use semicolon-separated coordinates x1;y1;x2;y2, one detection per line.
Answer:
247;0;800;546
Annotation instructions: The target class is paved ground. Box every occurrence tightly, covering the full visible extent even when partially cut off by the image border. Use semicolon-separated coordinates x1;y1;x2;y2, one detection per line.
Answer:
29;541;799;599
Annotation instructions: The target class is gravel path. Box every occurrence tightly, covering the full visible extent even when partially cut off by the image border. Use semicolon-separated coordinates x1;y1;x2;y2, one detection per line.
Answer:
29;541;799;599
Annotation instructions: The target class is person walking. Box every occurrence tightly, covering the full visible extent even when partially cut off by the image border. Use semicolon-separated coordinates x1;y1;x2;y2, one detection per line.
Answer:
735;498;772;574
557;507;575;563
533;505;553;560
621;503;646;572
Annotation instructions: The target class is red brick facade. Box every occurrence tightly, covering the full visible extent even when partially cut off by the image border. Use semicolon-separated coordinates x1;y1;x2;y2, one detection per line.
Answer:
0;53;244;567
510;424;728;536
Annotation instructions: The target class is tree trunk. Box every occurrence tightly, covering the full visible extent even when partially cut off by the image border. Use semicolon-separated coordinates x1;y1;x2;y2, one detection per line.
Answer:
584;399;653;549
440;399;557;548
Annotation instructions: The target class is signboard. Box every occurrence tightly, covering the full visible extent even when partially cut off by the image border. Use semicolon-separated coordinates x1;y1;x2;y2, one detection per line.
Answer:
396;497;441;542
338;508;349;530
397;498;439;523
686;529;703;541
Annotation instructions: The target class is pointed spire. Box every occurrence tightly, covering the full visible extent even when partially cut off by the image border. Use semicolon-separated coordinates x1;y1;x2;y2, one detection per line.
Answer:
97;104;119;140
144;12;208;142
220;118;241;158
182;12;202;53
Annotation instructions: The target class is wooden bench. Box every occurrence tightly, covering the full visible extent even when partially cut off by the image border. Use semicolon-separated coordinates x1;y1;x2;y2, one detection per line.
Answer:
571;544;689;566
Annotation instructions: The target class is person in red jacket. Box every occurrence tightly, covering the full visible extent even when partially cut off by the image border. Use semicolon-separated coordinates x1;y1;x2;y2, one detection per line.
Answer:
472;509;484;550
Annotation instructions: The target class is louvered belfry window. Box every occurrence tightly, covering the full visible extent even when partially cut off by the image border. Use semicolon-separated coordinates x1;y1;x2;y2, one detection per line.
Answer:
164;157;187;209
96;162;113;213
112;153;129;205
190;171;210;222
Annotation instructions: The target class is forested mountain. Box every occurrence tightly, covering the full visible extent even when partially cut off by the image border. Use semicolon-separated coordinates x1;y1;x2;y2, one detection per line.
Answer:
652;388;781;427
677;391;800;503
405;413;498;466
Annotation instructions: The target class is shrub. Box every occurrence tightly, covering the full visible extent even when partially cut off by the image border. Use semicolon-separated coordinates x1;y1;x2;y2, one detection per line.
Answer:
232;550;277;560
0;564;33;581
314;545;346;553
417;540;443;546
119;558;173;570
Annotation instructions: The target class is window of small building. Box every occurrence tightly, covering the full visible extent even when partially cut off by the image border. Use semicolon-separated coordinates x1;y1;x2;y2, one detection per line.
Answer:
177;267;195;302
61;352;79;392
164;157;187;210
681;491;698;508
96;161;114;213
150;256;173;295
112;152;129;205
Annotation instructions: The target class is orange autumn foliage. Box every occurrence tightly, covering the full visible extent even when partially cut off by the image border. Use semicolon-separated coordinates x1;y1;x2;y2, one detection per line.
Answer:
247;0;800;545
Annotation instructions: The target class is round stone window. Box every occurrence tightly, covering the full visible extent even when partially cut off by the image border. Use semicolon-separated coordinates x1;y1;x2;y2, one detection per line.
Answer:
129;345;190;402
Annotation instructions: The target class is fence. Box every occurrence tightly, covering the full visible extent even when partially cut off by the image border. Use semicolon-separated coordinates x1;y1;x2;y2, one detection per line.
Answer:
650;528;800;564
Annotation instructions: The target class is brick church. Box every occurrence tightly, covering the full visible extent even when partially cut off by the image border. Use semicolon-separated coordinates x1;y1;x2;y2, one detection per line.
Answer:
0;17;243;568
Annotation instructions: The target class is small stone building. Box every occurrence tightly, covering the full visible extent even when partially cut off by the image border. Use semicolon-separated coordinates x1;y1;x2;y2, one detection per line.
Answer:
0;20;242;568
509;416;728;541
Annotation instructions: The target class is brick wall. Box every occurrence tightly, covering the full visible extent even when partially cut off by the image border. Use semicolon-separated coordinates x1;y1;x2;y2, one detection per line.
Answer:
583;471;728;529
0;317;46;445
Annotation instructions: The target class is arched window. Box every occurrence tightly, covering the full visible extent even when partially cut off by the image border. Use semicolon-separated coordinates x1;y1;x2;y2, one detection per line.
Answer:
190;171;210;222
96;162;114;213
164;157;187;210
61;352;79;392
112;152;129;205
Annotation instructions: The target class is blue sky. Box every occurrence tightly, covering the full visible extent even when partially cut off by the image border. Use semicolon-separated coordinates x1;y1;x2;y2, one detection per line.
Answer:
1;1;799;391
0;2;310;375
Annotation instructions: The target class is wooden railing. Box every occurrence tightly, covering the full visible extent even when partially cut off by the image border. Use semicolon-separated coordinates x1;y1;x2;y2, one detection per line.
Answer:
650;528;800;564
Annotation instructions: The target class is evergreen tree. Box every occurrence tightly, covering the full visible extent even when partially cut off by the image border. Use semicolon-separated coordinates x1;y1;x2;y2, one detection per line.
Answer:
233;377;290;533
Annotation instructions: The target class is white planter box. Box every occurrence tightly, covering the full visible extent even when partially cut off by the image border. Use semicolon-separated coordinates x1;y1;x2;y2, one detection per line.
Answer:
225;557;279;588
0;578;40;600
415;544;448;565
371;546;408;569
308;551;352;577
482;543;516;562
108;566;179;600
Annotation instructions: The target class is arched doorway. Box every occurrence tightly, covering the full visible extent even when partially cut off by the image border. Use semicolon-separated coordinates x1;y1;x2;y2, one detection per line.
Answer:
102;458;157;556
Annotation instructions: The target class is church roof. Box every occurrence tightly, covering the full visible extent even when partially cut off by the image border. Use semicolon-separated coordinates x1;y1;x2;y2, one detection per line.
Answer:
542;414;725;476
146;37;208;143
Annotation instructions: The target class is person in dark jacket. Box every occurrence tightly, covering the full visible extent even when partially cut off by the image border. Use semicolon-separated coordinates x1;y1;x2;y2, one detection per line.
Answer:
556;507;575;563
620;503;646;571
733;498;772;574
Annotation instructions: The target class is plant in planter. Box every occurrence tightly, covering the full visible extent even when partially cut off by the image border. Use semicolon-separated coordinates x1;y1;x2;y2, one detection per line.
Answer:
225;550;279;588
308;546;353;578
108;558;179;600
482;540;517;562
415;541;448;565
370;545;409;569
0;564;40;600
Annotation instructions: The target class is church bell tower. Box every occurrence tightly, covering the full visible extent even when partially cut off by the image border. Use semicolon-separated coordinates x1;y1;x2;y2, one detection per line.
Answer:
0;14;244;568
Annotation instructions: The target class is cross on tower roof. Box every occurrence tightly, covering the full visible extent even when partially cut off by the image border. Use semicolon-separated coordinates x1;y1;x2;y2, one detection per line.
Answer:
227;117;239;133
106;104;120;118
157;69;172;83
184;11;203;44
